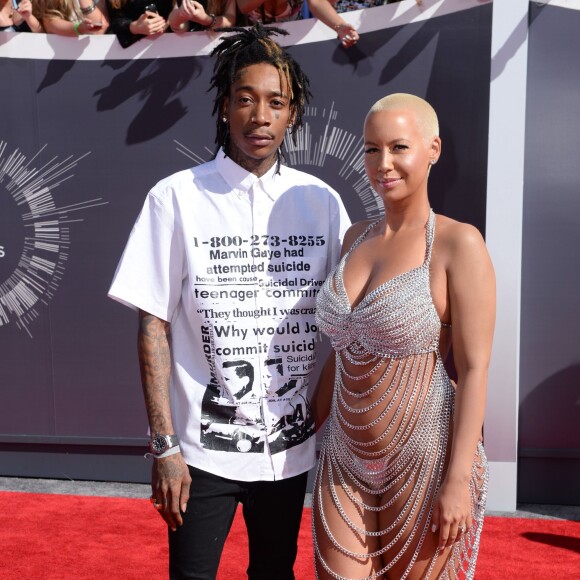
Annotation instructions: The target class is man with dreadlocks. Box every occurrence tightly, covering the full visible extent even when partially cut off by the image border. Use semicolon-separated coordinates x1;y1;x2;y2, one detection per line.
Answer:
109;24;350;579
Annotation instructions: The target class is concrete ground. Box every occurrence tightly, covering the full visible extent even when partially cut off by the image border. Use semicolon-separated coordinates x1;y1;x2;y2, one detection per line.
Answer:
1;476;579;521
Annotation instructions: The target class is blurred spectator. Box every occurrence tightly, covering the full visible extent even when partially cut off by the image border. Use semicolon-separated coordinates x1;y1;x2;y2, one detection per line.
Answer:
168;0;236;33
333;0;418;13
237;0;359;47
36;0;109;34
333;0;385;13
237;0;299;22
106;0;173;47
0;0;42;31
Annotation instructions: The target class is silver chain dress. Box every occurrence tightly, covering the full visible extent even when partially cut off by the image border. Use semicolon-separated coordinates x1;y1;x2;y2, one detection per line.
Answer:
313;210;488;580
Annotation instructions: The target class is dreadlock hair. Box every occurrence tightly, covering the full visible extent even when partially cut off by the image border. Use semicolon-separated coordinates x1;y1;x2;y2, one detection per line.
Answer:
209;23;312;169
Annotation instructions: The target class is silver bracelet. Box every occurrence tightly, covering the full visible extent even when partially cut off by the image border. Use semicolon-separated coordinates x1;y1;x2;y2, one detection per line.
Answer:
80;2;97;15
144;445;181;460
206;13;216;29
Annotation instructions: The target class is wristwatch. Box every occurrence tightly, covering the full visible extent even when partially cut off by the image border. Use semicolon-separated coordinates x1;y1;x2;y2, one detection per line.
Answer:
149;433;179;456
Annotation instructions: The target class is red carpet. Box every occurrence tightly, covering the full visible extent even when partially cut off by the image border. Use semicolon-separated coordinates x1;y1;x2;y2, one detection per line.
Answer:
1;491;579;579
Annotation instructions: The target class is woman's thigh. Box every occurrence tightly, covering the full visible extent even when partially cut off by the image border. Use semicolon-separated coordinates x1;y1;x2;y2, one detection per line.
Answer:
313;456;384;580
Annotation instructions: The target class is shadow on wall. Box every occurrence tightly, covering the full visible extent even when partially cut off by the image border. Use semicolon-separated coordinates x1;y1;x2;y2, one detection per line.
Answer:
519;364;580;450
335;2;492;232
94;59;203;144
36;35;91;90
36;51;203;146
517;363;580;504
490;2;557;81
33;2;497;152
327;1;459;81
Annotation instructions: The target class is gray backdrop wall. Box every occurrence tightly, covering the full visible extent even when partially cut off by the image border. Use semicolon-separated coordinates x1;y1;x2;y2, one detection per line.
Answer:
518;1;580;505
0;0;578;506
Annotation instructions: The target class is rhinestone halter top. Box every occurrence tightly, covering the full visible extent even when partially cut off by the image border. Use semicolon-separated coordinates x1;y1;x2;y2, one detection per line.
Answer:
313;210;488;580
318;209;442;359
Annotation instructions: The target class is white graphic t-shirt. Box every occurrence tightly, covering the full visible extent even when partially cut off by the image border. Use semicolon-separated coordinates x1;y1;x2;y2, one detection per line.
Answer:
109;151;351;481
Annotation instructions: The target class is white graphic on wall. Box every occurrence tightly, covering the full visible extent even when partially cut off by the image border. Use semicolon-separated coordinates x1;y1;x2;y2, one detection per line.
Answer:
0;142;107;337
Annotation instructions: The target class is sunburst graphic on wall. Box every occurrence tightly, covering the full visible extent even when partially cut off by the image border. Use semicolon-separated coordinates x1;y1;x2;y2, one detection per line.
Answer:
174;103;383;221
0;142;107;337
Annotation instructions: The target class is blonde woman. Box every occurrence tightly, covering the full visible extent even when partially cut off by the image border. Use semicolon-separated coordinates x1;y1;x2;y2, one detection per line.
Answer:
312;93;495;579
37;0;109;35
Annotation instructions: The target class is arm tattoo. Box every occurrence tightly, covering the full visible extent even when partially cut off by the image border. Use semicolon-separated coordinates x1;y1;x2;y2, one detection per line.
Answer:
138;310;173;433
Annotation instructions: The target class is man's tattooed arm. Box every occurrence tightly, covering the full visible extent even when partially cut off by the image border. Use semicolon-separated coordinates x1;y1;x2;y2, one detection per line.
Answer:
138;310;191;531
138;310;173;433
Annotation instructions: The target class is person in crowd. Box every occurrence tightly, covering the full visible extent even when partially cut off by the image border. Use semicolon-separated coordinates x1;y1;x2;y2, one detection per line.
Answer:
106;0;172;47
0;0;42;31
168;0;235;33
333;0;418;14
312;93;495;579
36;0;109;34
108;23;351;580
237;0;359;48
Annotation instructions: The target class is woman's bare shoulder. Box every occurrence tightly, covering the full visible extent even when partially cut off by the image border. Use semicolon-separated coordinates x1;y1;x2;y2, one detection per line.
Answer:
435;214;486;250
341;219;377;255
434;214;492;272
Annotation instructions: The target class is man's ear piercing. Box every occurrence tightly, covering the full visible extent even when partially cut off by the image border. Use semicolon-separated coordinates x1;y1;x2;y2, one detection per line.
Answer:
430;159;436;165
222;117;228;123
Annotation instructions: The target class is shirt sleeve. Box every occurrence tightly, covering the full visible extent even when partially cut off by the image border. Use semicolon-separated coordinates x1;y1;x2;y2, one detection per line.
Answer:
108;189;185;322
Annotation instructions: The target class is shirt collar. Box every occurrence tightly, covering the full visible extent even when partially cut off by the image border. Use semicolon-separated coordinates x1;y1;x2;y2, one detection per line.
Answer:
215;148;286;201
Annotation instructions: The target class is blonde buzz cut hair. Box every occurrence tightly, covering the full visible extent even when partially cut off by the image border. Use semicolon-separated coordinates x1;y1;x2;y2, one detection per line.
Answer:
367;93;439;140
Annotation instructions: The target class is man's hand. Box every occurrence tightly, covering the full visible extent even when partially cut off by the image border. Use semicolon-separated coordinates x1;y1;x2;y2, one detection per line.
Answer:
151;453;192;531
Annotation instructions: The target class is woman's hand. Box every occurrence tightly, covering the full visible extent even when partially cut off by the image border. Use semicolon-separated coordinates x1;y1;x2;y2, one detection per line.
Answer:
78;18;105;34
336;23;359;48
131;11;168;36
13;0;42;31
169;0;214;32
179;0;211;25
16;0;33;19
431;476;472;549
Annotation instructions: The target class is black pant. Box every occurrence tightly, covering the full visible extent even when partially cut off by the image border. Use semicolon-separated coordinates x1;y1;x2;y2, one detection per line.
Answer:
169;465;309;580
